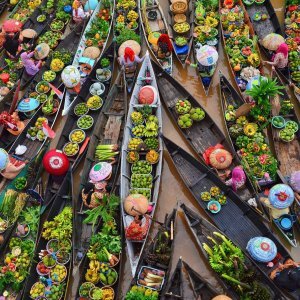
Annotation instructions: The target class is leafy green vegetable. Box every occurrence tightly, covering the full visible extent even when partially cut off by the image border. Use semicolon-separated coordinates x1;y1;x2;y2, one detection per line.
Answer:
115;28;141;45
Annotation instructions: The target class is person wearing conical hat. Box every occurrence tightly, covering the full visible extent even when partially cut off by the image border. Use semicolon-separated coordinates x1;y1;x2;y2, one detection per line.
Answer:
72;0;89;26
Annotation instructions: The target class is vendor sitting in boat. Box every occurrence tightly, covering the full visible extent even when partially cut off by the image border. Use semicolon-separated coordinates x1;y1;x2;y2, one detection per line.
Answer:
21;50;44;77
153;34;172;59
0;148;27;189
262;43;289;69
0;111;25;135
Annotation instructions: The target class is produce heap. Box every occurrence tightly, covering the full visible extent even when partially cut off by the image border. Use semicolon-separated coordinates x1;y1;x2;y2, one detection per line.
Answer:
26;117;48;141
126;286;158;300
78;194;121;299
285;0;300;87
28;206;72;300
203;232;272;299
194;0;219;47
115;0;141;46
220;0;261;88
85;1;112;48
11;0;41;23
0;206;40;298
175;99;205;129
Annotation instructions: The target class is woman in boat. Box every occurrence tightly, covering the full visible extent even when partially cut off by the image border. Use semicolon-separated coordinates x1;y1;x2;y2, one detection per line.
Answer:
20;50;44;77
2;30;23;59
153;34;172;59
118;47;144;81
72;0;89;26
263;43;289;69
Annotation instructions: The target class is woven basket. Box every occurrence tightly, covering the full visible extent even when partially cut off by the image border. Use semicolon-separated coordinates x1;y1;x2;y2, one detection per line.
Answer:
174;14;186;23
170;1;187;14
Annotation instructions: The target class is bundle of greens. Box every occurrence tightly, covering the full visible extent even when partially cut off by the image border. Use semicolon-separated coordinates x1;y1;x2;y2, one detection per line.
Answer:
203;232;271;299
125;285;158;300
19;206;40;235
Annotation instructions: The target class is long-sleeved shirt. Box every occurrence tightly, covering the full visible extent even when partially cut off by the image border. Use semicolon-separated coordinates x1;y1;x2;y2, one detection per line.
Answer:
21;51;42;76
118;55;144;68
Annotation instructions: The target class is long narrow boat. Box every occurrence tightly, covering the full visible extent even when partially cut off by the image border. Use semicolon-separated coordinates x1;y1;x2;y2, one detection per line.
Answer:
167;0;193;66
164;138;296;298
22;171;74;300
73;68;127;266
0;0;8;16
0;25;84;152
125;207;177;298
41;43;116;212
219;0;264;97
238;0;290;81
269;69;300;177
152;61;267;220
120;52;163;276
181;203;292;300
193;0;220;95
162;258;183;299
219;71;298;247
139;0;172;74
62;0;115;116
285;1;299;88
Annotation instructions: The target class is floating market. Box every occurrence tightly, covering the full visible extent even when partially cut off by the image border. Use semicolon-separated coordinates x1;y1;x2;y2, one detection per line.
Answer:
0;0;299;299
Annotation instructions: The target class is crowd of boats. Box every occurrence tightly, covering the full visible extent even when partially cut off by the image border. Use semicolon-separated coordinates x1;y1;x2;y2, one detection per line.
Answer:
0;0;299;299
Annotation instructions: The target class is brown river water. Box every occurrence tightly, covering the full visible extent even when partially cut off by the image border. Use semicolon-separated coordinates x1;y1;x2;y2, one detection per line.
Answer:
1;0;300;298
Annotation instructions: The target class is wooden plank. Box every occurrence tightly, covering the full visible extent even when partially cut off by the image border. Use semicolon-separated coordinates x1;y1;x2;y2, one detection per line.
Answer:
104;116;122;144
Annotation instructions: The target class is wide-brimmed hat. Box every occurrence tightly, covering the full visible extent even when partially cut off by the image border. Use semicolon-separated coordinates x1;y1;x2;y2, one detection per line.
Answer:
34;43;50;60
83;46;101;59
21;29;37;39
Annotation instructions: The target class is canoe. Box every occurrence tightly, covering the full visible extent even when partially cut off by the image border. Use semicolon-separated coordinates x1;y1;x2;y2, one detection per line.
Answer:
0;143;47;257
72;73;126;300
151;61;266;220
0;182;44;299
269;69;300;177
181;203;290;300
238;0;290;82
219;71;298;247
167;0;193;66
139;0;172;74
193;1;220;95
285;2;300;88
22;171;74;300
72;68;127;267
219;0;264;98
162;258;183;299
41;43;117;212
120;52;163;276
126;207;177;298
62;0;115;116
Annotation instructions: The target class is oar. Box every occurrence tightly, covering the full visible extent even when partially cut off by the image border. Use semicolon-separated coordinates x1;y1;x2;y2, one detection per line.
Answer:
71;137;90;171
130;207;164;226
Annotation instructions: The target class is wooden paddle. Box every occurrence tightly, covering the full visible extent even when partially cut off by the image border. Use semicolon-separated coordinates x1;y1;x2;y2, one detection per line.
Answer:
131;207;164;226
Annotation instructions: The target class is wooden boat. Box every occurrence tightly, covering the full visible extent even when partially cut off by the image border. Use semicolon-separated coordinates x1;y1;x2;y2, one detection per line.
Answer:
152;61;266;220
181;203;290;300
219;71;298;247
0;143;47;255
41;43;117;212
269;69;300;177
126;207;177;298
0;0;8;16
238;0;290;82
0;26;84;152
120;52;163;276
22;171;74;300
167;0;193;66
62;0;115;116
162;258;183;299
72;68;127;266
219;0;264;97
139;0;172;74
193;1;220;95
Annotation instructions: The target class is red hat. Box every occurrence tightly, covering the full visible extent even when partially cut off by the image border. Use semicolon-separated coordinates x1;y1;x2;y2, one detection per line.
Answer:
124;47;135;63
43;149;70;176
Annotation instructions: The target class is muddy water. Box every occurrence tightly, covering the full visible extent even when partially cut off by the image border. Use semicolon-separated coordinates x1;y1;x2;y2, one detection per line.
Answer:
1;0;300;298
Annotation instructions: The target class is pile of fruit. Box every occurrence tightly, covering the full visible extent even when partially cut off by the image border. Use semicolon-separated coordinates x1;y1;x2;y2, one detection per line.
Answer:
50;58;65;72
130;111;159;138
132;161;152;174
131;174;153;189
52;49;73;65
38;31;62;49
63;142;79;156
126;285;158;300
77;115;94;130
173;22;190;34
43;70;56;82
50;19;65;32
36;81;50;94
201;186;227;205
14;177;27;190
35;116;47;128
87;95;103;110
74;103;89;116
70;129;85;143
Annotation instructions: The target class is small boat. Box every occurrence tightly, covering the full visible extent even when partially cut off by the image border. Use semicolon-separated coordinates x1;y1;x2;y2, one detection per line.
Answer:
126;207;177;298
0;0;8;16
73;68;127;266
238;0;290;82
22;171;74;300
120;52;163;276
162;258;183;299
0;144;47;254
139;0;172;74
269;69;300;177
41;42;116;211
219;71;298;247
219;0;264;97
62;0;115;115
167;0;193;66
152;61;265;219
193;0;220;95
181;203;290;300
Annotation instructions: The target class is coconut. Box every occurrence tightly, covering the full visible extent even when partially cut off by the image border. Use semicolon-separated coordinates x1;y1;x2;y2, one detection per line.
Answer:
124;194;148;216
290;171;300;193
